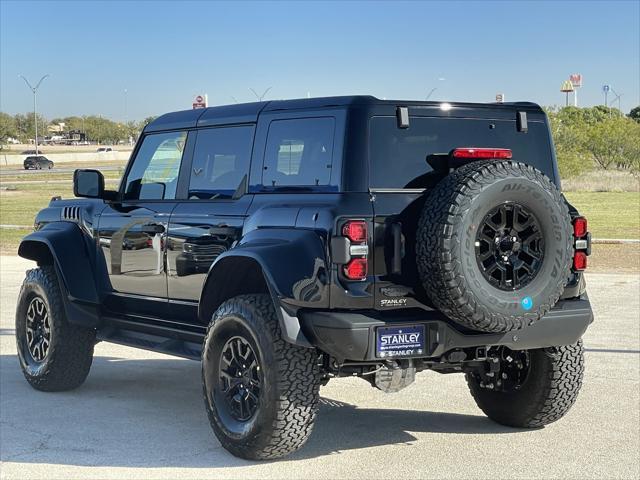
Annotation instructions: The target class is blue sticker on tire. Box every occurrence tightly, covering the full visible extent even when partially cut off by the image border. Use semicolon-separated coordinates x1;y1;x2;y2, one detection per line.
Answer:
521;296;533;310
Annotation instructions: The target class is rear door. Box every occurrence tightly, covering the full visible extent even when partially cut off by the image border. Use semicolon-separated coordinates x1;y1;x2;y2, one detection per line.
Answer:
166;125;255;324
370;114;554;310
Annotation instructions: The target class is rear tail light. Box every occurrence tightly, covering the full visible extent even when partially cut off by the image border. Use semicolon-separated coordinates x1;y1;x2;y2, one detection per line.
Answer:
342;220;368;243
573;216;588;238
572;216;589;271
338;219;369;281
452;148;513;159
344;258;368;280
573;251;587;271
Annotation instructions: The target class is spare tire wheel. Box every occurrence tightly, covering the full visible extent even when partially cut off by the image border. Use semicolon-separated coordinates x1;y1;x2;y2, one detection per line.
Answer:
417;160;572;333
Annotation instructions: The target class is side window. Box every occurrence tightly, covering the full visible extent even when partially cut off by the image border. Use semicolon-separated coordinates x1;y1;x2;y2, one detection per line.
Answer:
263;117;334;187
123;131;187;200
188;126;254;199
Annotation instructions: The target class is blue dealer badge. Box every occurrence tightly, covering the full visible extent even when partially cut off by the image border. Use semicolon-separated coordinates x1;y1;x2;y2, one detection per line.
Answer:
521;296;533;311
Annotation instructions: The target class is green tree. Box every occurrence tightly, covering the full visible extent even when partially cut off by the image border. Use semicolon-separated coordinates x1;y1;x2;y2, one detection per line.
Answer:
12;112;48;142
141;116;157;127
629;106;640;123
0;112;17;146
546;108;592;178
582;116;640;171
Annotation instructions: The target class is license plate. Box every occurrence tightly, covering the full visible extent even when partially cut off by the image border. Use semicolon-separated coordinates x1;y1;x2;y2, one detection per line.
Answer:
376;325;425;358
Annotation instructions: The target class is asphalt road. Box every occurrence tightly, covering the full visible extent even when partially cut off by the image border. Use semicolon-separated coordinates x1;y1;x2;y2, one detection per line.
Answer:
0;255;638;479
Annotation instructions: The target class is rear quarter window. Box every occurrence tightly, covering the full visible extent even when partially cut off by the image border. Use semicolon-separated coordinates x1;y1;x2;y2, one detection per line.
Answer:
369;116;553;189
262;117;335;188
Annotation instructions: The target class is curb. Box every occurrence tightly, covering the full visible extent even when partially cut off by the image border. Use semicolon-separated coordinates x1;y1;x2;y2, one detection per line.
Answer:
591;238;640;245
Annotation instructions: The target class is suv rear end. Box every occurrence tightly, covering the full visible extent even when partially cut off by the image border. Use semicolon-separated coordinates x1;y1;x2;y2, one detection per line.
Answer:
301;98;592;370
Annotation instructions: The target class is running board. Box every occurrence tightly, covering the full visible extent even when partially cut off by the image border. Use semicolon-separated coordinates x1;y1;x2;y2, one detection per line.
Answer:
97;317;205;360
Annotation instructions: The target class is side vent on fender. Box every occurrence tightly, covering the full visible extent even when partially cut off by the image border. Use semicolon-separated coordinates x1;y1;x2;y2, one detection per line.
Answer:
61;206;81;223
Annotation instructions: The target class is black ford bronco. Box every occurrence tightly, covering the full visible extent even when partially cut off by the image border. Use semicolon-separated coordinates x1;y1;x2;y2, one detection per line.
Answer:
16;96;593;460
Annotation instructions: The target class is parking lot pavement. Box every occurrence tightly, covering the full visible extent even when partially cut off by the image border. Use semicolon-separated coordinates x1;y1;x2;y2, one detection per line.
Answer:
0;255;638;479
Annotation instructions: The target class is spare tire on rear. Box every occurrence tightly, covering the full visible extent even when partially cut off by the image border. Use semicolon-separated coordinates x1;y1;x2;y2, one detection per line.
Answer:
417;160;572;333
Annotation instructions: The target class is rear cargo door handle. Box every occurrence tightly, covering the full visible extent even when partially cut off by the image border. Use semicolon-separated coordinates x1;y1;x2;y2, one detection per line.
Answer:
141;223;165;234
392;223;403;274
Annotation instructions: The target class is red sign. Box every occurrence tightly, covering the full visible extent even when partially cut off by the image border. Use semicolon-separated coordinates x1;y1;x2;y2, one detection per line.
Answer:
569;74;582;88
192;94;208;109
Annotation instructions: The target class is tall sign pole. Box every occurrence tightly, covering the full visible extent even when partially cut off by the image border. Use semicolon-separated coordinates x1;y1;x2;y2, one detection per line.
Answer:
560;80;574;107
569;74;582;107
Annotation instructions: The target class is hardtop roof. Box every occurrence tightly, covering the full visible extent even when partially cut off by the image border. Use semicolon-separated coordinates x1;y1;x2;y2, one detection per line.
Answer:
144;95;544;132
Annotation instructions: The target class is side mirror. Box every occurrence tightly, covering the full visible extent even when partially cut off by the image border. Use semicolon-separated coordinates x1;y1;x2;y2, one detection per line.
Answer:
74;169;105;198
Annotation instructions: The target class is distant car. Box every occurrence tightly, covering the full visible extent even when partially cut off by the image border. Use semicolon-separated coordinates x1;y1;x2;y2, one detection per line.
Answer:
21;149;41;155
23;156;54;170
97;147;115;152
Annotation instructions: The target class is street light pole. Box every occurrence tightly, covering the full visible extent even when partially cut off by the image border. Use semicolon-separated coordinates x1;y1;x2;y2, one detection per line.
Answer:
248;87;272;101
19;74;50;153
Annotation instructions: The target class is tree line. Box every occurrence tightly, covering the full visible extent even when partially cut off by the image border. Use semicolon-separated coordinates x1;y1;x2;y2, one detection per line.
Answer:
0;113;157;146
547;105;640;178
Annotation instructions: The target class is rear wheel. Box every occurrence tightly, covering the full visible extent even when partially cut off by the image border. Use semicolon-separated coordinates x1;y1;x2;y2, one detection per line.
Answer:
15;266;95;391
417;161;573;333
202;294;320;460
465;341;584;427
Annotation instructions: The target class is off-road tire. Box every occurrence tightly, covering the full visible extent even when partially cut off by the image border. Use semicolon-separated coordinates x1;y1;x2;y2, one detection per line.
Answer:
202;294;321;460
466;341;584;427
15;266;95;391
417;161;572;333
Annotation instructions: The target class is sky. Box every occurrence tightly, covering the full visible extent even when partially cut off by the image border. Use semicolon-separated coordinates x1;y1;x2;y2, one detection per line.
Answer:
1;0;638;121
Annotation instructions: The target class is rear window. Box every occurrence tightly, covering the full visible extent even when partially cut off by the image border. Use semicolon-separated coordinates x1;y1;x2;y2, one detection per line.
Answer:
369;116;552;189
262;117;335;187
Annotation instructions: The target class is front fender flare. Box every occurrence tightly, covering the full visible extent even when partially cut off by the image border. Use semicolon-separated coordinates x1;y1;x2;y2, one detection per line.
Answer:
18;222;100;327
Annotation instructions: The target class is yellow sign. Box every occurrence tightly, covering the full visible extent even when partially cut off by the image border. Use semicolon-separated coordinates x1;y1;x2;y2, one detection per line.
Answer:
560;80;574;93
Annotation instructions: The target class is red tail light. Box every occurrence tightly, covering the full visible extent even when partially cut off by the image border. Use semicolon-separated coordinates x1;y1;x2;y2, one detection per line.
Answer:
452;148;513;159
344;258;368;280
573;217;588;238
342;220;367;243
573;251;587;271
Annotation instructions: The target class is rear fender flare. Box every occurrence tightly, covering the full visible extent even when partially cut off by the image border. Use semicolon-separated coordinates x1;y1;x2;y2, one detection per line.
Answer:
198;229;330;347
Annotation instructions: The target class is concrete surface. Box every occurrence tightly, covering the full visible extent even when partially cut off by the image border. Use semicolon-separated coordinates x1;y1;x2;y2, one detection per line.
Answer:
0;166;121;177
0;255;638;479
1;152;130;166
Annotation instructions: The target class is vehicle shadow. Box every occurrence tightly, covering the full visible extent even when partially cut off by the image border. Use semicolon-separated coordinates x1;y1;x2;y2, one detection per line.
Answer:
0;353;522;468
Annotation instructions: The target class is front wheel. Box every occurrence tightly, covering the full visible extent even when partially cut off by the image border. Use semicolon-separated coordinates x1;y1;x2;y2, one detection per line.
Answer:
466;341;584;427
202;294;321;460
15;266;96;391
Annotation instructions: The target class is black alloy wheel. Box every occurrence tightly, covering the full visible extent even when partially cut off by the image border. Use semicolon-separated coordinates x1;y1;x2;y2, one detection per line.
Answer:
217;336;261;422
25;296;51;363
475;202;544;291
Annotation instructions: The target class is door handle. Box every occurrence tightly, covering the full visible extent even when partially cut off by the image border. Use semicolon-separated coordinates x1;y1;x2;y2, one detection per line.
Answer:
141;223;165;234
208;225;238;236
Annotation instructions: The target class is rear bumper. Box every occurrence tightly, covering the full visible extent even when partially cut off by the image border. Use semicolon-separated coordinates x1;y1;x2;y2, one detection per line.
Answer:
299;295;593;361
